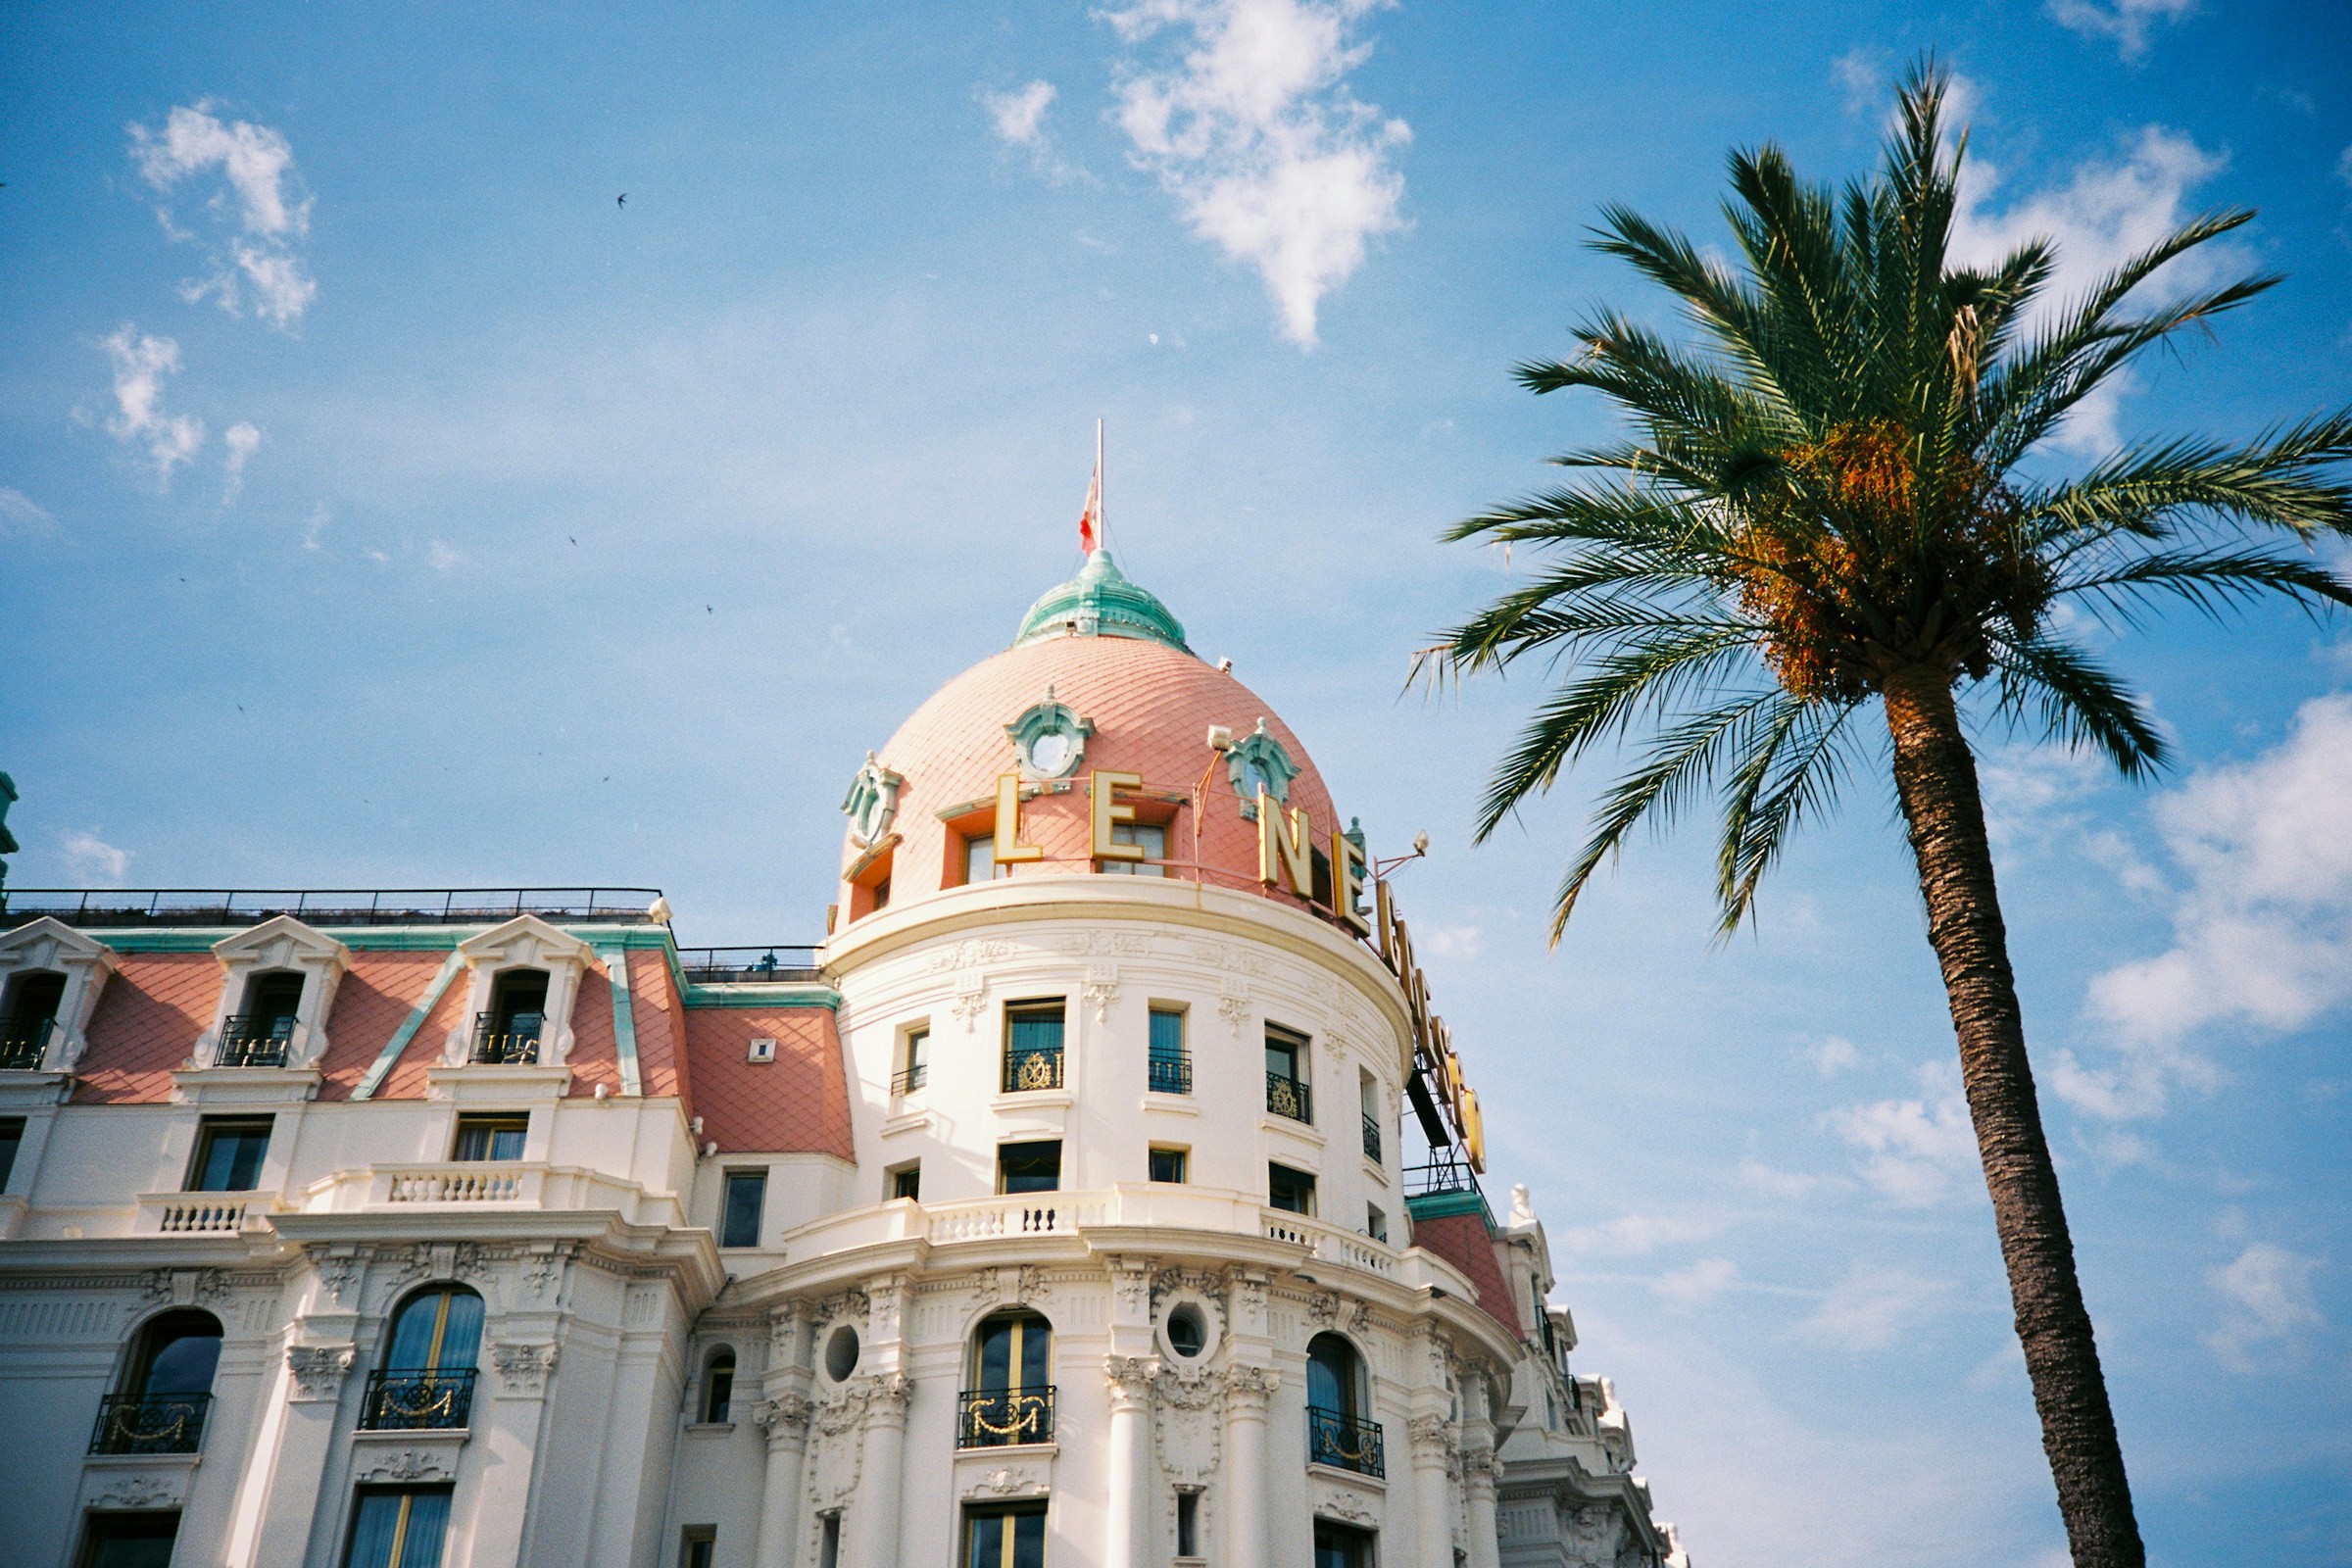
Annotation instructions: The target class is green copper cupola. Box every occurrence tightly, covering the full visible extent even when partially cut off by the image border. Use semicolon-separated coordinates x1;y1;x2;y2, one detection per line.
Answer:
1013;550;1193;653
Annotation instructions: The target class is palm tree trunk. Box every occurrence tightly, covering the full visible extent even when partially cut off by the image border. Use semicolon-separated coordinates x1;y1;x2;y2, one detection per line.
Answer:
1880;666;2144;1568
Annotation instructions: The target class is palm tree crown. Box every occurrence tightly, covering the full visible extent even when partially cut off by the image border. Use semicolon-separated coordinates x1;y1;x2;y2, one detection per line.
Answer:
1431;66;2352;939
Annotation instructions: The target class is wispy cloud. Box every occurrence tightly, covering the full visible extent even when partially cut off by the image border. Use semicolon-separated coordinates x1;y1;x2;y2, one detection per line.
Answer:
1735;1156;1839;1200
129;101;317;327
2044;0;2194;63
99;325;205;484
1831;47;1886;115
63;830;131;886
1654;1256;1741;1308
987;78;1057;150
1808;1035;1862;1077
1554;1212;1714;1257
427;539;465;571
2069;694;2352;1117
1798;1265;1958;1350
0;488;58;537
222;420;262;503
1823;1063;1980;1206
1106;0;1409;346
2205;1242;2324;1369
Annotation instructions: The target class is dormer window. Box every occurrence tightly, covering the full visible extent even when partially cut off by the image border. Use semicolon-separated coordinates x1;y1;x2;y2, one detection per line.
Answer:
441;915;596;1075
474;970;548;1065
0;971;65;1071
221;972;304;1067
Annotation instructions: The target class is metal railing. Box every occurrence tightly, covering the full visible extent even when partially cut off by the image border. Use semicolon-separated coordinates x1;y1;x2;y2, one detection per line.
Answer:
360;1369;478;1431
2;887;666;929
1266;1072;1312;1123
471;1012;542;1065
218;1013;296;1067
676;946;824;984
1360;1114;1382;1162
892;1064;927;1097
957;1385;1055;1447
90;1393;212;1455
1148;1052;1192;1095
1402;1157;1482;1200
0;1017;52;1071
1003;1047;1064;1094
1307;1404;1385;1477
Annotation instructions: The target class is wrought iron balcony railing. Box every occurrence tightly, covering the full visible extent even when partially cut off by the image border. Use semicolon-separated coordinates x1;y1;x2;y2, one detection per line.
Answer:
0;1017;52;1071
1266;1072;1312;1124
471;1012;543;1065
218;1013;296;1067
957;1385;1055;1447
2;886;665;930
90;1393;212;1455
1307;1404;1385;1478
892;1064;927;1097
1148;1052;1192;1095
1360;1114;1382;1162
675;946;824;984
1003;1046;1064;1094
360;1368;478;1431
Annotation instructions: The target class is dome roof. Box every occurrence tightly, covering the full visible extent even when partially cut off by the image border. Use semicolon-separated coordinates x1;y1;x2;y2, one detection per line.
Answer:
841;560;1340;915
1014;550;1191;652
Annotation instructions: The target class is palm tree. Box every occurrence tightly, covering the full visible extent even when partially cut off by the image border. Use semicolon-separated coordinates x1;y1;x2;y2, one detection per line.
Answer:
1424;62;2352;1568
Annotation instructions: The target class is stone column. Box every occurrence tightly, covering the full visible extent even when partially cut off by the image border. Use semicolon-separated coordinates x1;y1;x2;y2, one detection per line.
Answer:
1462;1447;1503;1568
1104;1356;1155;1568
469;1342;559;1568
1222;1365;1276;1568
247;1344;356;1568
1408;1415;1459;1568
752;1394;814;1568
849;1375;909;1568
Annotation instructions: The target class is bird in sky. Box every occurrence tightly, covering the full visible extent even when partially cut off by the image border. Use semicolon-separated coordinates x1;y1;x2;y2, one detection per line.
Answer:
706;605;713;613
616;193;626;208
567;535;577;545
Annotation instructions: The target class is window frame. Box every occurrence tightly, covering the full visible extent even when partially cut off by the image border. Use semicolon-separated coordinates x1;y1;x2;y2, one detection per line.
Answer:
719;1168;768;1249
343;1485;454;1568
1148;1146;1188;1185
1268;1161;1317;1216
186;1115;273;1193
888;1161;921;1202
451;1113;529;1163
698;1348;735;1425
1002;999;1066;1094
996;1140;1062;1195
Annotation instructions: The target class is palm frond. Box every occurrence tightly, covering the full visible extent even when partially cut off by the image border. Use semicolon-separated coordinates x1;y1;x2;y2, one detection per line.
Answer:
1714;697;1864;935
2052;546;2352;628
1988;634;2166;779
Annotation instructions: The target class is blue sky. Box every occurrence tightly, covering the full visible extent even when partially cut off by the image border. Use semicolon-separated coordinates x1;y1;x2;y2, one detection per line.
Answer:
4;2;2349;1563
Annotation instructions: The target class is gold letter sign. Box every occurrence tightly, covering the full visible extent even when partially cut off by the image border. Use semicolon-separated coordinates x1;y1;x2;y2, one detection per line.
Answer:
994;774;1044;863
1090;770;1145;863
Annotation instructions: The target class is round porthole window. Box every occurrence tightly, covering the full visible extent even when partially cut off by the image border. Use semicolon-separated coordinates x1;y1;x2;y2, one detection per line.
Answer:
824;1324;860;1382
1165;1304;1206;1359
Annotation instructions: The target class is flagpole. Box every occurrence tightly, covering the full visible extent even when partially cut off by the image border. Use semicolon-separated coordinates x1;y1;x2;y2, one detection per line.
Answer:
1096;416;1105;554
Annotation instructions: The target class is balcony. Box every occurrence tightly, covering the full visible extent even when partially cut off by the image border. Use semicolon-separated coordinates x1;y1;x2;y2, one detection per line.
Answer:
1266;1072;1312;1124
0;1017;51;1071
1307;1405;1385;1478
292;1161;682;1227
892;1064;927;1098
1360;1114;1382;1162
1148;1052;1192;1095
360;1369;477;1432
90;1393;211;1455
218;1013;296;1068
676;946;823;984
1003;1045;1064;1094
470;1011;543;1065
958;1386;1055;1448
138;1195;252;1235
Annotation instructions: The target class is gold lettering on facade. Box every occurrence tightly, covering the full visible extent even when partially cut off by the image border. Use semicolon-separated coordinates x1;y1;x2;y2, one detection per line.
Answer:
994;774;1043;863
1090;770;1145;862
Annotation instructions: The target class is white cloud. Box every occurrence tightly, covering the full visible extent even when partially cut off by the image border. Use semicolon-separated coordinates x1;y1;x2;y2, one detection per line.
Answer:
427;540;464;571
1823;1063;1981;1206
1653;1257;1740;1308
1831;47;1885;115
221;421;262;503
2204;1242;2323;1369
1952;124;2236;455
1553;1212;1713;1257
2084;694;2352;1071
2339;146;2352;190
1808;1035;1861;1076
1798;1265;1958;1350
0;488;57;536
2044;0;2195;62
99;325;205;483
986;80;1057;151
1422;923;1483;959
1735;1156;1838;1199
302;502;330;551
63;830;131;886
130;101;317;326
1107;0;1408;346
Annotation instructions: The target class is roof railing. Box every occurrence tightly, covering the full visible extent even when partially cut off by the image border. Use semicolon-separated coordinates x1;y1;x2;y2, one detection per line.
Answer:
674;946;824;984
0;888;666;930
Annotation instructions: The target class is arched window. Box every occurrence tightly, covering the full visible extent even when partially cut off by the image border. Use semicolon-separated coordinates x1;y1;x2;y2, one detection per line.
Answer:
699;1347;736;1424
1;970;65;1070
1305;1332;1383;1477
224;970;304;1066
94;1309;221;1454
474;969;548;1064
959;1310;1053;1448
363;1287;484;1431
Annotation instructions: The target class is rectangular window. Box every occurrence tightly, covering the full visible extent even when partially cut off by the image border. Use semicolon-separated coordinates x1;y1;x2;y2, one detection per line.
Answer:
1003;1001;1065;1093
451;1114;528;1162
1268;1162;1316;1216
1101;820;1166;875
817;1514;842;1568
964;834;1000;886
997;1141;1061;1195
962;1502;1047;1568
345;1487;453;1568
188;1116;272;1193
890;1162;922;1201
1366;1203;1388;1244
1265;1024;1311;1123
4;971;65;1068
895;1025;930;1096
0;1115;23;1192
720;1170;767;1249
1147;1006;1189;1095
1149;1147;1188;1184
77;1511;180;1568
1312;1520;1375;1568
681;1529;715;1568
1175;1490;1200;1558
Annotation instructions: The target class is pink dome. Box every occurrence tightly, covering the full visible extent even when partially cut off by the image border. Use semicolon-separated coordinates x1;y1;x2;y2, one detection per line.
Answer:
840;625;1344;919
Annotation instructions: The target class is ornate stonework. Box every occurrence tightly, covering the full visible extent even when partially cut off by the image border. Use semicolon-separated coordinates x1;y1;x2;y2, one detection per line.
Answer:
490;1342;559;1397
286;1343;356;1401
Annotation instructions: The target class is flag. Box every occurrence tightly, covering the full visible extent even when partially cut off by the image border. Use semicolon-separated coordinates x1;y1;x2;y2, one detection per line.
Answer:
1078;458;1102;554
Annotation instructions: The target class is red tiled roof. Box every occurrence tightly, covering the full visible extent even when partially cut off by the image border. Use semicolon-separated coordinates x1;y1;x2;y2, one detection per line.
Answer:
1410;1208;1524;1340
317;953;449;1101
680;1008;853;1159
72;954;217;1103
